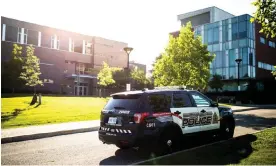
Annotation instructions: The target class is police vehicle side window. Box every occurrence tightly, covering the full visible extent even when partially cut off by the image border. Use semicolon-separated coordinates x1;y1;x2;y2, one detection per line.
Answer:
190;91;210;107
148;94;169;113
172;93;192;108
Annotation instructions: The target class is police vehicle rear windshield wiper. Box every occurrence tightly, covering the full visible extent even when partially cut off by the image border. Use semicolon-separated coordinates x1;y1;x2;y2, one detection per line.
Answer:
113;106;126;109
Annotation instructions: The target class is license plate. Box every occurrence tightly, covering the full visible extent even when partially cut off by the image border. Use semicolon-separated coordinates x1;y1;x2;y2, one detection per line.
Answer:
108;117;117;125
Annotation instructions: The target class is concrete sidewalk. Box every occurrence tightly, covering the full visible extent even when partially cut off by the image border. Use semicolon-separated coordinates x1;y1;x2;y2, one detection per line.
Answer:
1;120;100;144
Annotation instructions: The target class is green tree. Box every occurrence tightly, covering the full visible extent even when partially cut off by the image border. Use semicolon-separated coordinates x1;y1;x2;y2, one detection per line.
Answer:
272;66;276;78
97;62;121;87
19;45;43;93
153;22;214;89
130;66;150;89
250;0;276;38
1;44;25;93
208;74;224;92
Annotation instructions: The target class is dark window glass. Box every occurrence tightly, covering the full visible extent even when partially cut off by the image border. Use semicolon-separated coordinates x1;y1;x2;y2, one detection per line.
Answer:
27;29;38;46
232;40;239;49
5;25;18;42
222;25;228;42
41;33;51;48
208;28;213;44
215;51;222;67
232;23;238;40
104;94;143;111
239;21;247;38
241;65;248;78
229;49;236;66
242;47;248;65
74;40;83;53
172;93;192;108
238;15;248;22
232;17;238;23
229;67;236;79
148;94;169;113
204;29;208;44
190;91;210;107
213;27;219;43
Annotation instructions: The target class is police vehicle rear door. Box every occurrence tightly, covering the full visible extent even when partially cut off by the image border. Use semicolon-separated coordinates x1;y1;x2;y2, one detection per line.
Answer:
189;91;220;132
170;91;201;134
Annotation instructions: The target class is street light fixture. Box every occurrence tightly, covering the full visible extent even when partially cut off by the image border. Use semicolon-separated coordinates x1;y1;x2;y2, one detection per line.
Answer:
235;58;242;91
124;47;133;91
124;47;133;69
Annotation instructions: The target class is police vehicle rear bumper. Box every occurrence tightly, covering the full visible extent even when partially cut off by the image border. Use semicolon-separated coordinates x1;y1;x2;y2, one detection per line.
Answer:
98;129;160;147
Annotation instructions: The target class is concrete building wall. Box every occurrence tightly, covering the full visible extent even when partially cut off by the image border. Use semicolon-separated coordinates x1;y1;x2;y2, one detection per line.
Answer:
93;37;128;69
181;12;210;27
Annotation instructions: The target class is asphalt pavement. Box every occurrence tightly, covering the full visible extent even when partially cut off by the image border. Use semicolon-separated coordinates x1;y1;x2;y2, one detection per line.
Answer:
2;106;276;165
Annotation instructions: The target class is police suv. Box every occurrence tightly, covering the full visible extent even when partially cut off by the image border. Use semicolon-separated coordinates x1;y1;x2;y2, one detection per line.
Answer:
98;86;235;153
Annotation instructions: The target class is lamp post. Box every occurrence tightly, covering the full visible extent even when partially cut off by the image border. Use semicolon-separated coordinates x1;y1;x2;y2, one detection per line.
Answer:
235;58;242;91
123;47;133;91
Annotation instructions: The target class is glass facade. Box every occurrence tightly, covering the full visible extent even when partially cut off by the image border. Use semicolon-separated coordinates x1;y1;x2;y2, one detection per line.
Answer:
195;14;256;91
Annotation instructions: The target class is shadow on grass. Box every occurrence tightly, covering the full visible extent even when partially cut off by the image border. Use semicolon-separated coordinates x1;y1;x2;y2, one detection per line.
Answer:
1;103;41;123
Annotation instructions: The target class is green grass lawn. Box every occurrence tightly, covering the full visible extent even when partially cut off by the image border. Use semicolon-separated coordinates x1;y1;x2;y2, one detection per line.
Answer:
1;96;109;129
239;127;276;165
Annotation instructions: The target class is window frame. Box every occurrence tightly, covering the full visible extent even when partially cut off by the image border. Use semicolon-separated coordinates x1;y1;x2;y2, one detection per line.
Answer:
148;93;170;113
172;92;193;108
189;91;212;107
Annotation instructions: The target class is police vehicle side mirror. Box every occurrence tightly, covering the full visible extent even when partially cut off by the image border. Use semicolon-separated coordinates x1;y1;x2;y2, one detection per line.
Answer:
210;101;218;107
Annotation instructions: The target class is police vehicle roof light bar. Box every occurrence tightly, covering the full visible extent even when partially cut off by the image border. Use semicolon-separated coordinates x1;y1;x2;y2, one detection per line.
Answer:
154;86;187;90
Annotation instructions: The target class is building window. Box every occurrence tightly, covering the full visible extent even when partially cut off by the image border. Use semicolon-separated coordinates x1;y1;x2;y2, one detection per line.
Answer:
260;37;265;44
57;36;60;49
51;35;60;49
268;41;275;48
51;35;55;48
69;39;74;52
17;28;28;44
5;25;18;42
27;29;38;45
232;23;238;40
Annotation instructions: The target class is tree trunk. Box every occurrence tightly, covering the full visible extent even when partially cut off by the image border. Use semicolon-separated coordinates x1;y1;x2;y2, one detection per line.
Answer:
12;88;15;93
34;86;36;94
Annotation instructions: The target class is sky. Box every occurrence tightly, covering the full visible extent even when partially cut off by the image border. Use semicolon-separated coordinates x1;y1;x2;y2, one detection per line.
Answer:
0;0;256;71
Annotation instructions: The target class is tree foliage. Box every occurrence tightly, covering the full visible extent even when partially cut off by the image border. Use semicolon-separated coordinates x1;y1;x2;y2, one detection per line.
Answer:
250;0;276;38
153;22;214;89
208;74;224;92
97;62;121;87
1;44;25;92
19;45;43;92
272;66;276;78
131;66;151;89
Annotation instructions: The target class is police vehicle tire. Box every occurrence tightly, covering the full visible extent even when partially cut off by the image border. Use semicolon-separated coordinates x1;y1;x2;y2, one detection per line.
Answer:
219;118;235;140
116;144;131;150
156;127;182;155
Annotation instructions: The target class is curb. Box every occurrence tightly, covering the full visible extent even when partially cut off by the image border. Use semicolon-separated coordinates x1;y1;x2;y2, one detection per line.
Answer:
131;127;276;165
1;126;100;144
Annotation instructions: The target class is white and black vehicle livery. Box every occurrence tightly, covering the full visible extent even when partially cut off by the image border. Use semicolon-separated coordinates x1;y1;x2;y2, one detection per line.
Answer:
98;86;235;153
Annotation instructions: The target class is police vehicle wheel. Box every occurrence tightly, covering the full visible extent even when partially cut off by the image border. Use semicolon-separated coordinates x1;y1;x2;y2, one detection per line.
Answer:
156;128;181;155
220;119;234;140
116;144;130;150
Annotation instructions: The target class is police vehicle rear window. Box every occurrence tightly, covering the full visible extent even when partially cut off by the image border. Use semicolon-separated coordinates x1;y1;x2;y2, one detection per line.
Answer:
104;94;143;110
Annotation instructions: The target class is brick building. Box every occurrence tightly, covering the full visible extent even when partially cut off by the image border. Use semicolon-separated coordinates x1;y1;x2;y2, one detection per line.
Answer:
1;16;129;95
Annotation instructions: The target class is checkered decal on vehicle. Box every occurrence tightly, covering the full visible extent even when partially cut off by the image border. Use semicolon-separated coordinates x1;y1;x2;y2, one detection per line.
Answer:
100;127;132;133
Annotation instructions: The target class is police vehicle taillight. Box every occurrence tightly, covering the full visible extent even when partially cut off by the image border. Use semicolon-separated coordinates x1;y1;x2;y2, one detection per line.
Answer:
134;112;149;123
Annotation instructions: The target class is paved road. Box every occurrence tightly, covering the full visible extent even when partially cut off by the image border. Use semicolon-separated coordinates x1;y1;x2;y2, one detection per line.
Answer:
2;106;276;165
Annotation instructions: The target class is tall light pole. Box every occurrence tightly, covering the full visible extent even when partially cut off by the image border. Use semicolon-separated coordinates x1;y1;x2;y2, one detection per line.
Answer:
124;47;133;91
235;58;242;91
